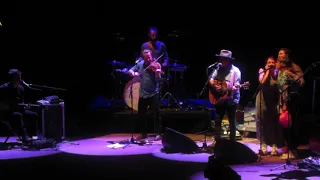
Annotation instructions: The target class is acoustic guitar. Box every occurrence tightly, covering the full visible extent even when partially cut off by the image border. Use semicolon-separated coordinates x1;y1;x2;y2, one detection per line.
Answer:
209;80;250;105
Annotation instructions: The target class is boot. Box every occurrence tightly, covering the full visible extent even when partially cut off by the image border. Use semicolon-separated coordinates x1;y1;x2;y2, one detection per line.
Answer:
21;128;32;142
271;144;278;156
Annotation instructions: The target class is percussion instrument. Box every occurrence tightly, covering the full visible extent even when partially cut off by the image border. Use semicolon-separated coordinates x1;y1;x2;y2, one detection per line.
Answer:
106;60;126;67
123;76;141;111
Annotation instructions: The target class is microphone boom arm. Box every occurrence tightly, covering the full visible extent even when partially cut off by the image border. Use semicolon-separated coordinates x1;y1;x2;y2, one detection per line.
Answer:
29;83;67;91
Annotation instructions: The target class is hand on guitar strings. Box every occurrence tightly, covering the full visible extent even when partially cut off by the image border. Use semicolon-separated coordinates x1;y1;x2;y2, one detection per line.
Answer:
232;84;240;91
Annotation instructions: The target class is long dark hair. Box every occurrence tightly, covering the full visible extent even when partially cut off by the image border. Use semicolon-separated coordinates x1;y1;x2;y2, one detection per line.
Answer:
279;48;293;67
265;56;276;65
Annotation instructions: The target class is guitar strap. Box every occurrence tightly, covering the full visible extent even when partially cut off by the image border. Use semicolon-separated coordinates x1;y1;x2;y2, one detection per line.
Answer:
229;69;235;99
229;69;235;88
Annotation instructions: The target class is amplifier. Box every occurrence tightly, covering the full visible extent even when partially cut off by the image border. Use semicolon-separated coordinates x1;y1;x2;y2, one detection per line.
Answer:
40;102;65;142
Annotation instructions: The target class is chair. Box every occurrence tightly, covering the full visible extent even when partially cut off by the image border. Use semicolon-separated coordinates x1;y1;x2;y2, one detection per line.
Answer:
0;120;23;150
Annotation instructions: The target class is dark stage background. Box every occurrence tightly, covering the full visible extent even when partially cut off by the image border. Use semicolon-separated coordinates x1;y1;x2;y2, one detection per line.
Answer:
1;2;320;136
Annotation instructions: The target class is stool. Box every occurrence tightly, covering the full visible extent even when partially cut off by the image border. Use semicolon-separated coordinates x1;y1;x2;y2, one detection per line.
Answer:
0;121;23;150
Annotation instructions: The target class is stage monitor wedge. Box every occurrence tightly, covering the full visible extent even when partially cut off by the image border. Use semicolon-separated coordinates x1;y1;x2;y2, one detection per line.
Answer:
213;138;258;165
161;127;199;154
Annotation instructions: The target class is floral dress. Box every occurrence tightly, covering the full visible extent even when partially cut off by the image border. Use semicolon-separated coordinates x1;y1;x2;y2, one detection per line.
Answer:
277;70;289;113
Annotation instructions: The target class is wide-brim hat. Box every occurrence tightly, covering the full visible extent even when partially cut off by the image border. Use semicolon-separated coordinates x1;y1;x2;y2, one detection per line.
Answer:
215;49;235;60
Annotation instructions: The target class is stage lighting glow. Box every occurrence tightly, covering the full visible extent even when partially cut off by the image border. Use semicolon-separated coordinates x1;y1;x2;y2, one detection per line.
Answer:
190;163;291;180
59;136;162;156
0;137;60;160
151;149;211;163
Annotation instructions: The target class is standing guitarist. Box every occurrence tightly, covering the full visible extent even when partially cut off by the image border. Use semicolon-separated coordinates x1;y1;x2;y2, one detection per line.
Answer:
208;49;242;141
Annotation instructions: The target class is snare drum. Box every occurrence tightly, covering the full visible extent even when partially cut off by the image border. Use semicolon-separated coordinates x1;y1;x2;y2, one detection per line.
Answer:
123;76;141;111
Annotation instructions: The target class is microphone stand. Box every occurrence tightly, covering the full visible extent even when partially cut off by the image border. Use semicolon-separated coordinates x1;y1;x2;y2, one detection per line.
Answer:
29;84;67;91
122;76;145;149
252;67;274;162
24;82;78;146
271;62;318;171
198;65;220;149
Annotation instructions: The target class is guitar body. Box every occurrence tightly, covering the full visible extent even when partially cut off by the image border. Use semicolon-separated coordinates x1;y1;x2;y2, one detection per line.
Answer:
208;80;250;105
209;80;229;105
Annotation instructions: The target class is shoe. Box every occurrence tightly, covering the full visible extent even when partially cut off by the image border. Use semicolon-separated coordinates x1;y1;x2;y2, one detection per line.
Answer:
136;133;147;140
271;144;278;156
22;135;32;142
154;135;162;141
280;150;298;160
261;143;268;155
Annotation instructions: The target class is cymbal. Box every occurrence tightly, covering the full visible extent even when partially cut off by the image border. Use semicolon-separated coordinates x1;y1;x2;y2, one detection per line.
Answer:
106;60;126;66
168;63;186;68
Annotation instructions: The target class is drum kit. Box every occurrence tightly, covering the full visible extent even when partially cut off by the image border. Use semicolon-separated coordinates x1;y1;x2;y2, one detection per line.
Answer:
107;59;187;111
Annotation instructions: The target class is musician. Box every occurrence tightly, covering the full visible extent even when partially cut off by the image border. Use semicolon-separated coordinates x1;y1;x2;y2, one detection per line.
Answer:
128;49;162;141
138;27;169;69
256;56;284;155
277;48;304;159
0;69;36;142
208;49;241;141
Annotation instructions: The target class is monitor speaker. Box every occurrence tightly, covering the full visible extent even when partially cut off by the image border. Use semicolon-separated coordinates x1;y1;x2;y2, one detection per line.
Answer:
213;138;258;165
161;127;199;153
41;103;65;142
204;155;241;180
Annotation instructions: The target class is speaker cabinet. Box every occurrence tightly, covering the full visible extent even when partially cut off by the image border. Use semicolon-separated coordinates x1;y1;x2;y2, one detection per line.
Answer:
204;155;241;180
41;102;65;142
214;139;258;165
161;127;199;153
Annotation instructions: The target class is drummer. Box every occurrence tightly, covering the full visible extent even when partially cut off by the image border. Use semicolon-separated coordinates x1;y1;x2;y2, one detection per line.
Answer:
128;49;162;141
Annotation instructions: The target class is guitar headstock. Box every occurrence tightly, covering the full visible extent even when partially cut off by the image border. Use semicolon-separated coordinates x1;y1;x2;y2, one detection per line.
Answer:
241;81;250;89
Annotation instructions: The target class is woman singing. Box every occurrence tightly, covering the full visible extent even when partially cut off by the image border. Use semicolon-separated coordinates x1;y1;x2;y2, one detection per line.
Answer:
256;56;284;155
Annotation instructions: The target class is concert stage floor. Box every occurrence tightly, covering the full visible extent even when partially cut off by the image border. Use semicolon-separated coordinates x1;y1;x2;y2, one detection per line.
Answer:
0;134;319;179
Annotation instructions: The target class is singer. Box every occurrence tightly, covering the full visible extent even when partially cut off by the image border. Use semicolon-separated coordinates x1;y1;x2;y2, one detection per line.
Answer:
128;49;162;141
277;48;304;160
208;49;241;141
255;56;284;156
0;69;38;142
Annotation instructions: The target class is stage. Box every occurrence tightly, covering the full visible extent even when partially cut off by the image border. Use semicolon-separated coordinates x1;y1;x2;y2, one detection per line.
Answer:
0;134;319;179
91;97;258;136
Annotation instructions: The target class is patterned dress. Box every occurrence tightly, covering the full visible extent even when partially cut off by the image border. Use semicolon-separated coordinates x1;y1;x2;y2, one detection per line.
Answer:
256;70;285;146
277;70;289;113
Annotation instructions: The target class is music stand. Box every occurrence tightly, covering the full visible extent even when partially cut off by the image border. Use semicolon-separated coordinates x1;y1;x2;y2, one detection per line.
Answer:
271;62;318;171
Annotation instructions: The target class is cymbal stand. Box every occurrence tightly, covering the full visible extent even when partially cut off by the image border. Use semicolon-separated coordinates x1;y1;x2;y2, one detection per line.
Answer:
160;92;182;109
160;67;183;109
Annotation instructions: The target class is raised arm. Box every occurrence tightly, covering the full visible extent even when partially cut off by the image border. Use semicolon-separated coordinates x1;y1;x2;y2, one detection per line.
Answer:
259;68;270;84
128;63;139;77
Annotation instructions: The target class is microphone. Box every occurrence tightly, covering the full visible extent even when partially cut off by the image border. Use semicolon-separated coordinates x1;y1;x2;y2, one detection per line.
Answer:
135;59;142;64
21;80;42;91
22;80;30;87
265;65;274;70
208;62;222;69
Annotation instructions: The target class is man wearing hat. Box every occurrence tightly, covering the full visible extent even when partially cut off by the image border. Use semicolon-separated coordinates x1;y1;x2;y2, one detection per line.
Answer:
208;49;242;141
